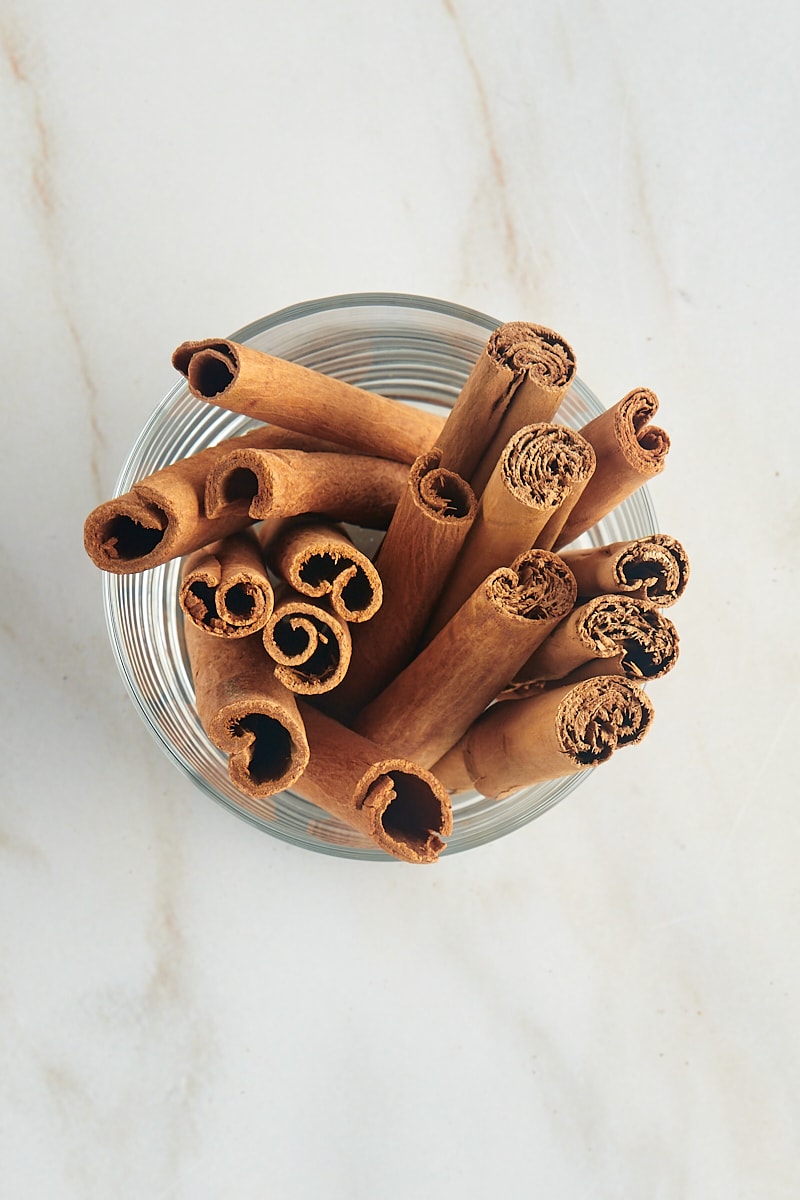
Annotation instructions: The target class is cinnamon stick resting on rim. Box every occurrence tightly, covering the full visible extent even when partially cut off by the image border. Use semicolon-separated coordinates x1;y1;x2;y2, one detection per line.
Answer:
184;618;310;816
293;703;452;863
436;321;576;488
321;448;476;721
180;530;274;637
172;338;444;464
205;447;408;530
83;423;362;574
505;594;679;697
554;387;670;549
262;590;352;695
432;676;655;799
265;519;382;624
353;550;577;768
559;534;689;606
426;423;595;639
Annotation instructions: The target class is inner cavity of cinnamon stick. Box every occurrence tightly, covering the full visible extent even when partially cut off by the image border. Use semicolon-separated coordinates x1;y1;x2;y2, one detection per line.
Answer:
180;530;274;637
204;447;408;530
183;618;309;809
353;550;577;769
427;423;595;639
292;703;452;863
266;520;382;624
321;447;477;721
172;338;445;464
560;534;690;606
554;387;670;549
432;675;654;800
262;591;352;694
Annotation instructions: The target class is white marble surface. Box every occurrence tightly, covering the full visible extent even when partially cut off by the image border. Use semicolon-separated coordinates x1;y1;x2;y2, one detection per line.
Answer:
2;0;798;1195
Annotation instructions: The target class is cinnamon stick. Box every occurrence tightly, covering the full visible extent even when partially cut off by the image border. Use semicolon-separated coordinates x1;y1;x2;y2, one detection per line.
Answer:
432;676;655;799
507;594;679;696
266;519;382;624
560;534;689;607
180;530;274;638
262;590;352;695
204;447;408;530
184;618;309;813
321;448;477;720
427;423;595;638
554;388;670;549
293;703;452;863
436;321;576;488
353;550;577;768
172;338;444;464
83;423;359;574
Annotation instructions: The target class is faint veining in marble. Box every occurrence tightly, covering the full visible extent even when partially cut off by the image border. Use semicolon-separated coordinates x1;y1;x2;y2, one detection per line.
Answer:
1;16;105;501
440;0;532;296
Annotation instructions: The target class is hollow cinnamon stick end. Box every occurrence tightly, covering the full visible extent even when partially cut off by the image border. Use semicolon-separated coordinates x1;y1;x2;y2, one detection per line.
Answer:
358;761;453;864
172;338;240;400
83;492;173;574
208;700;310;801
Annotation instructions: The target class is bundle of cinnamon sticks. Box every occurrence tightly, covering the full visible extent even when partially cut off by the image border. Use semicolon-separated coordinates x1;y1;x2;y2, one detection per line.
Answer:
85;323;689;863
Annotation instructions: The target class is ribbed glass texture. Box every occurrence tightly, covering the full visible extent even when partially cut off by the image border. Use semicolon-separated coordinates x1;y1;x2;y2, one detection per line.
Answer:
103;293;657;859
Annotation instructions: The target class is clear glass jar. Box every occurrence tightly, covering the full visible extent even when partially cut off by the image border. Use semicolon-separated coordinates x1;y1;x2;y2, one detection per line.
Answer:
103;293;657;859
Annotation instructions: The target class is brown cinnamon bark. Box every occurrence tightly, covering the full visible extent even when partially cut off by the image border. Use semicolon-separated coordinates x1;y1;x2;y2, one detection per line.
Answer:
432;676;655;799
262;590;352;695
266;520;382;624
293;703;452;863
84;423;358;574
554;388;670;549
321;448;477;720
507;594;679;696
426;423;595;638
180;530;274;637
353;550;577;768
560;534;689;606
184;618;309;812
204;447;408;530
436;321;576;488
172;338;444;464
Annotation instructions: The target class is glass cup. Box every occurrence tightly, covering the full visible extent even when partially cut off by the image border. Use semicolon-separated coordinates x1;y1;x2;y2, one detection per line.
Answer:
103;293;657;859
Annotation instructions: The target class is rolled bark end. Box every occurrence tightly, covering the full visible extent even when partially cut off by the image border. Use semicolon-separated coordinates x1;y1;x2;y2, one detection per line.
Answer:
613;534;689;606
172;339;239;399
489;321;576;390
180;534;274;638
358;763;453;864
416;453;476;520
205;448;272;519
502;422;596;510
616;388;670;473
263;599;352;694
556;676;654;767
490;549;577;622
576;596;679;680
84;493;173;573
271;521;383;624
211;705;309;800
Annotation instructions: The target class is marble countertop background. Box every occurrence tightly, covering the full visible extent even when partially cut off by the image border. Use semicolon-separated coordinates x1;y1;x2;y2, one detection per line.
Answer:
2;1;798;1196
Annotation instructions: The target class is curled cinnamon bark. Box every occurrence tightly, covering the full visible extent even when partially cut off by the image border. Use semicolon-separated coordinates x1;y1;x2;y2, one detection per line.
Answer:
353;550;577;768
554;388;670;549
172;338;444;464
508;594;679;695
560;534;689;606
293;703;452;863
322;448;477;720
180;531;274;637
184;619;309;812
204;447;408;530
432;676;655;799
262;591;352;695
437;321;576;488
266;520;382;624
83;423;354;574
427;423;595;638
